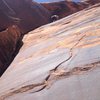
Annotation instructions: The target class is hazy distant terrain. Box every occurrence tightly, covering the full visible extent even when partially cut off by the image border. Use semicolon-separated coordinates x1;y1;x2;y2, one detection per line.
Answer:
35;0;81;3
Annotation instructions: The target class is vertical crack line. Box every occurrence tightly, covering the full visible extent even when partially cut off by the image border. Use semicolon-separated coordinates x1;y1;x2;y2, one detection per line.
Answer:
66;34;87;67
51;34;86;71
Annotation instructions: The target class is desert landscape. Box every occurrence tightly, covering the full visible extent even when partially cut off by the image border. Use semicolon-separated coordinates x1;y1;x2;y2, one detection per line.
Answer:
0;0;100;100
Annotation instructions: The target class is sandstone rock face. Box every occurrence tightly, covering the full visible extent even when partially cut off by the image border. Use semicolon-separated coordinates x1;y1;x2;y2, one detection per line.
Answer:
0;4;100;100
0;0;51;33
0;26;22;76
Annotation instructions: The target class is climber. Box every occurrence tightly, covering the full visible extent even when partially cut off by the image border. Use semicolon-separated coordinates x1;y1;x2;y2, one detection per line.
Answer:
51;15;59;22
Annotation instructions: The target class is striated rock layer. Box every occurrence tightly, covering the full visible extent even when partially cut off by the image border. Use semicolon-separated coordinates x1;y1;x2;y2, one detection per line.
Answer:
0;3;100;100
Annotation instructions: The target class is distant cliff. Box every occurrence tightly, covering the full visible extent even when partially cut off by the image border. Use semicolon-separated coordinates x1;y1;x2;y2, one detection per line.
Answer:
41;0;100;19
0;0;99;34
41;1;88;18
0;0;51;33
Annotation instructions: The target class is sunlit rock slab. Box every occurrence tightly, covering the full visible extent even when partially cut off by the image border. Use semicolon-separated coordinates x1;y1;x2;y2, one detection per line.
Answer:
0;4;100;100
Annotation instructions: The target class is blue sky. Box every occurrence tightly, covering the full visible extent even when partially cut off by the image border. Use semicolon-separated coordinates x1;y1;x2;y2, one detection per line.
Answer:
34;0;81;3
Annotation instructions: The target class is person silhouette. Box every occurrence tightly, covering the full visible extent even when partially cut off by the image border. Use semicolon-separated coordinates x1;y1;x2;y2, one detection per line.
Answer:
51;15;59;22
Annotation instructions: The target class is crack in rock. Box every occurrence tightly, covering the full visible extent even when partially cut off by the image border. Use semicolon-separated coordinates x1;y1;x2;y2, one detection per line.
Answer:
1;61;100;100
0;34;89;99
39;61;100;91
